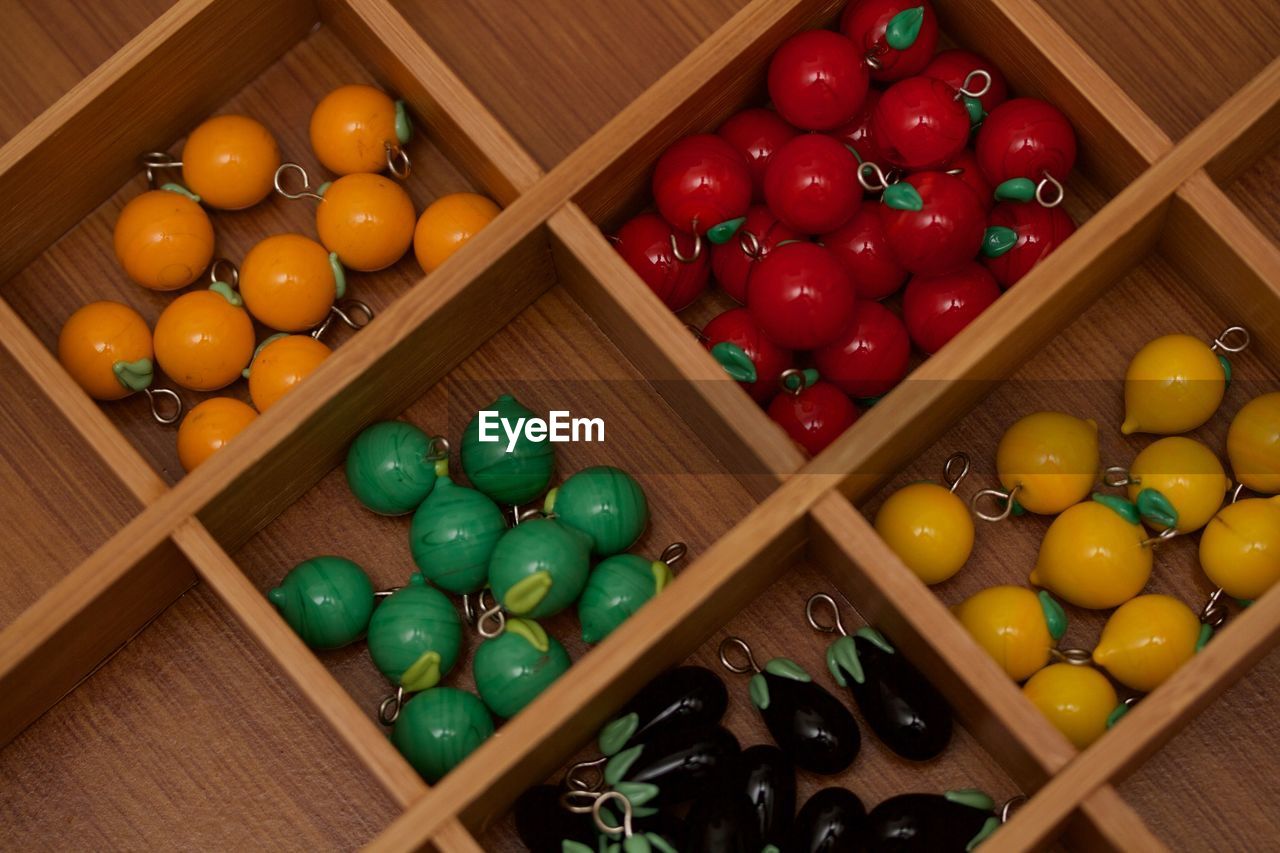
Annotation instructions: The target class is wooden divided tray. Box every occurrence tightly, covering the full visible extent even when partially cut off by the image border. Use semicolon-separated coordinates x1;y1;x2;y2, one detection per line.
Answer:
1;0;1278;849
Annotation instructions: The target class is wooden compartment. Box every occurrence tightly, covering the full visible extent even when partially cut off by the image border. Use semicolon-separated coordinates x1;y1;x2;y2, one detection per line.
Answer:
1;0;1279;849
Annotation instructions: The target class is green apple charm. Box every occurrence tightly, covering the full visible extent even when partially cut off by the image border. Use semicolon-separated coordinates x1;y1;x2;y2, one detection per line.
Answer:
367;573;462;693
410;471;507;594
546;466;649;556
391;687;494;783
345;420;448;515
268;555;374;649
473;617;571;718
461;394;556;506
579;543;686;644
487;517;592;618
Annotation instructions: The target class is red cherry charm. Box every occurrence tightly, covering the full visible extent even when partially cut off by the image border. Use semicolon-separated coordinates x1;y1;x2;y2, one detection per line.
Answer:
718;108;799;199
748;242;858;349
711;205;802;304
923;49;1009;115
981;202;1077;287
827;89;885;165
874;75;971;170
902;262;1000;354
820;206;907;300
813;300;911;398
703;307;794;404
763;134;862;234
768;371;859;455
879;171;986;276
612;212;709;310
653;134;753;239
767;30;869;131
975;98;1077;206
841;0;939;82
940;148;994;213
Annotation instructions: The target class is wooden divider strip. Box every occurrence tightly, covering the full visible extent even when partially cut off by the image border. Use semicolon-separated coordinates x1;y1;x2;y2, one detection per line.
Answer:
1204;57;1280;185
1079;787;1170;852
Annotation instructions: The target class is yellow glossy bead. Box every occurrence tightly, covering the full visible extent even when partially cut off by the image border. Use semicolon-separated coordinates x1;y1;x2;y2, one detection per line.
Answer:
316;173;415;272
247;334;331;413
1022;664;1117;750
1092;594;1201;693
113;189;215;291
996;412;1098;515
1030;500;1151;609
953;585;1056;682
1199;497;1280;600
1122;334;1224;435
57;301;153;401
1227;392;1280;494
413;192;500;274
181;114;281;210
874;482;974;584
153;290;255;391
177;397;258;472
240;234;340;332
1125;437;1229;533
310;84;403;176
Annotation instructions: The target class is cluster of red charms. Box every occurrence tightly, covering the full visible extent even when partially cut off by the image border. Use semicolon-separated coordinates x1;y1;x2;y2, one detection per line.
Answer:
611;0;1078;456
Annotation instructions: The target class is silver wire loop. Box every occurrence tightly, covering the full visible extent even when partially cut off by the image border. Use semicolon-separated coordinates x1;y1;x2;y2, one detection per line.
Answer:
972;483;1021;522
145;387;182;425
560;788;601;814
1102;466;1132;487
1001;795;1028;823
1140;526;1179;548
1036;172;1065;208
1200;588;1229;628
1051;648;1093;666
660;542;687;566
945;166;965;176
1211;325;1251;353
477;603;506;638
378;687;405;726
944;452;971;492
140;151;182;186
719;636;761;674
311;299;375;340
516;506;546;524
385;143;411;179
426;435;450;461
209;258;239;288
373;587;398;600
463;587;495;625
274;162;325;202
956;69;993;100
779;367;806;396
805;593;848;637
565;755;608;792
670;230;703;263
738;229;762;259
593;790;634;837
1230;482;1246;504
858;162;892;192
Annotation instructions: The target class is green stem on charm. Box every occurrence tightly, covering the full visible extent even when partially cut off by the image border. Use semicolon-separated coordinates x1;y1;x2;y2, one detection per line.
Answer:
963;95;985;125
1135;488;1178;529
994;177;1036;203
826;635;862;687
967;817;1001;851
317;180;332;197
1106;701;1131;728
242;332;288;378
1218;354;1232;387
749;673;770;710
112;357;154;392
764;657;810;681
504;617;550;653
598;711;640;756
707;217;747;245
885;7;924;49
711;341;757;383
394;99;413;144
946;789;995;811
783;368;819;393
400;650;442;692
1038;590;1067;641
855;626;894;653
159;181;201;203
1092;492;1141;525
209;280;243;307
329;251;347;299
982;225;1018;258
1196;623;1213;651
504;570;553;615
882;182;923;211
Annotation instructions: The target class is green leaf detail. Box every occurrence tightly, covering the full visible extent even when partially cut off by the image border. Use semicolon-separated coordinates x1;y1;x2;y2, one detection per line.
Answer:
1092;492;1140;525
543;486;559;514
885;6;924;49
946;789;996;811
504;570;553;614
648;834;677;853
612;781;659;809
1219;354;1232;387
994;178;1036;202
711;341;757;383
604;744;643;787
504;617;550;653
650;560;674;593
964;95;985;125
783;368;819;392
1010;497;1026;517
1196;623;1213;651
844;143;864;164
243;332;288;378
329;251;347;299
112;358;154;392
1106;701;1131;729
1237;597;1254;607
762;846;781;853
400;650;441;692
982;226;1018;258
1038;590;1067;641
826;635;862;687
562;841;594;853
882;182;923;211
317;181;332;197
208;280;243;307
159;181;200;203
598;711;639;756
765;657;811;682
966;816;1001;851
1135;488;1178;529
394;99;413;144
707;216;747;245
749;673;770;710
623;835;652;853
855;626;895;654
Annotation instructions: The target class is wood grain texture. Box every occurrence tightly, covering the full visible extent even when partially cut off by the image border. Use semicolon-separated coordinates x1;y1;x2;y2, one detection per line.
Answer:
1205;58;1280;186
1038;0;1280;140
1224;143;1280;245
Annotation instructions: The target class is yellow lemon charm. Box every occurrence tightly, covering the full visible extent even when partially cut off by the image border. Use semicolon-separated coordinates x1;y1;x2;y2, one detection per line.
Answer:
953;586;1065;681
874;452;974;585
1022;663;1117;749
979;412;1099;518
1227;392;1280;494
1109;437;1230;534
1199;496;1280;600
1092;594;1206;693
1029;495;1152;609
1121;327;1249;435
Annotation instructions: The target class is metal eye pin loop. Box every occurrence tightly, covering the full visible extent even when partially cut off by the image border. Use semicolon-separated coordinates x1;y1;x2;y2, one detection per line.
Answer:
956;69;993;100
274;162;325;202
1035;172;1065;208
145;387;183;425
670;229;703;263
378;686;405;726
738;229;762;259
463;587;494;625
1051;648;1093;666
209;258;240;288
1140;526;1179;548
718;636;761;674
592;790;635;837
1102;466;1132;487
373;587;398;600
858;162;891;192
1211;325;1251;353
564;755;608;792
385;143;412;179
660;542;688;566
944;452;971;492
1200;588;1229;628
972;483;1021;522
426;435;450;462
140;151;182;186
1001;794;1029;823
559;787;601;814
805;593;848;637
477;603;507;638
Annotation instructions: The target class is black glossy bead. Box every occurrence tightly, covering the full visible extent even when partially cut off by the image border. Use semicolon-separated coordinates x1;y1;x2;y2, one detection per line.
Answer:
683;790;762;853
598;665;730;755
790;787;868;853
739;744;796;849
513;785;595;853
866;792;996;853
756;670;860;774
607;724;741;806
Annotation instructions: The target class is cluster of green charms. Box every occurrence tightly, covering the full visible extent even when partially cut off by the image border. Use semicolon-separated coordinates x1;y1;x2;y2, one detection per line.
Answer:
268;393;681;784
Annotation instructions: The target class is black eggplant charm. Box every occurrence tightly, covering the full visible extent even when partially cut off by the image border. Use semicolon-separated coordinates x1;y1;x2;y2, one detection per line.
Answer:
599;724;741;814
683;790;763;853
807;593;953;761
790;787;868;853
719;636;860;774
740;744;796;852
866;790;1015;853
598;665;729;756
513;784;596;853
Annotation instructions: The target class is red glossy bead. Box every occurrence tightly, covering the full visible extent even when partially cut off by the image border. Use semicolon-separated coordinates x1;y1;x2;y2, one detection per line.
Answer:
813;300;911;398
922;49;1009;114
840;0;939;82
879;171;986;276
768;380;859;455
763;134;862;234
767;30;869;131
703;307;794;404
711;205;802;304
940;148;994;212
982;202;1077;288
612;212;709;311
975;98;1077;186
902;262;1001;354
653;134;753;235
820;206;907;300
718;108;799;200
748;242;858;349
874;75;971;170
827;89;885;165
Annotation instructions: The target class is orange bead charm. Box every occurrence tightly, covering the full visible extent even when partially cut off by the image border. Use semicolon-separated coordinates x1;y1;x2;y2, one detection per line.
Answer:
58;301;155;400
413;192;500;274
154;285;255;391
177;396;258;471
180;114;281;210
239;234;345;332
309;84;412;177
114;188;215;290
246;334;331;412
316;173;415;271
